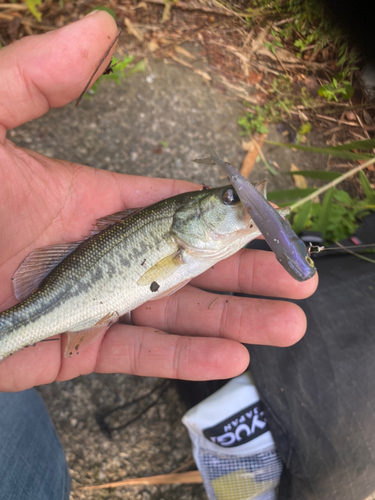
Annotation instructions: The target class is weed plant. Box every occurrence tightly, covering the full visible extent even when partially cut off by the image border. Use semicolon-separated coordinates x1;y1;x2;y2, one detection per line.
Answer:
239;0;359;134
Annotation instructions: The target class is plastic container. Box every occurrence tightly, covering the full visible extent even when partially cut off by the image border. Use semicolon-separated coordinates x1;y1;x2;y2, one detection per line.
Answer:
182;372;282;500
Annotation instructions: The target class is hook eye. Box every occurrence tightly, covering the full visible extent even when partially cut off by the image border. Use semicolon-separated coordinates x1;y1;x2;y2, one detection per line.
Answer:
305;256;315;268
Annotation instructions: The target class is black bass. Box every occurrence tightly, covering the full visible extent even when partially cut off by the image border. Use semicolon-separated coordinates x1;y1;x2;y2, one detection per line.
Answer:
0;184;289;361
194;151;316;282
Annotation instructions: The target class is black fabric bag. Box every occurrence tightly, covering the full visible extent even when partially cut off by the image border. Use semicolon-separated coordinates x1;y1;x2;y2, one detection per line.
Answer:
250;253;375;500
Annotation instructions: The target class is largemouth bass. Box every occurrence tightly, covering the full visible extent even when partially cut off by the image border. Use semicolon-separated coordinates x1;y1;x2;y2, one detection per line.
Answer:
194;151;316;282
0;184;288;361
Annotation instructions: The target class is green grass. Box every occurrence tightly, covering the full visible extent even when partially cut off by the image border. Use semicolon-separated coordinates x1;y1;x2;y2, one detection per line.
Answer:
85;57;146;98
238;0;360;134
266;140;375;244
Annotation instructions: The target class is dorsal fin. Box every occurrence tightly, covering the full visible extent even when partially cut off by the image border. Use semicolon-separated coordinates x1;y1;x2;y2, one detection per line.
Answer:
12;241;82;301
12;208;145;301
91;208;143;234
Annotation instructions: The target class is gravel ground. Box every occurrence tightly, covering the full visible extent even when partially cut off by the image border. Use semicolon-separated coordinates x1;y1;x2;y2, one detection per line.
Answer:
38;374;201;500
9;53;328;500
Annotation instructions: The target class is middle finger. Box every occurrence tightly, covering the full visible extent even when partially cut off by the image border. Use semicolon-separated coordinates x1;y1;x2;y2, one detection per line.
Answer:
133;284;306;347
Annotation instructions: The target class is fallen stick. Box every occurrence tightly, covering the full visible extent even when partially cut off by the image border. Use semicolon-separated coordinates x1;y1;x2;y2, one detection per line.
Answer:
79;470;203;490
290;156;375;210
144;0;233;16
0;3;28;9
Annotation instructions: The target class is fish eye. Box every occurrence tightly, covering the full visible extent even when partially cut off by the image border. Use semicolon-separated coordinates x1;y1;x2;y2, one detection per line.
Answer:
305;256;315;268
222;187;240;205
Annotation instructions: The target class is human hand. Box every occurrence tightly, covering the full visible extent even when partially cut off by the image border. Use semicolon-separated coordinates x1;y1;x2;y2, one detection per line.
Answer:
0;12;318;392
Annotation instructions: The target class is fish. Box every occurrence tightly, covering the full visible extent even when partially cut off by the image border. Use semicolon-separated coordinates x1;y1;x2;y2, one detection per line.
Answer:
194;150;316;282
0;184;289;361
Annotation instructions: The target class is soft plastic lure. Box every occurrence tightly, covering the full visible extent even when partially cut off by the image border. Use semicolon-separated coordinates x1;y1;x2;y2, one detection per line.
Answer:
194;150;316;282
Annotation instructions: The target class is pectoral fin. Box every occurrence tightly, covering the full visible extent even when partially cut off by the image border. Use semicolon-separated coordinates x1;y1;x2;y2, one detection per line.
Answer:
137;249;184;286
255;179;267;198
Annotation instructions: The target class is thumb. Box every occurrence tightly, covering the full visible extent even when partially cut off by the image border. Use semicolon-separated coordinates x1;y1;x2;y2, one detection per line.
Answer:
0;11;118;130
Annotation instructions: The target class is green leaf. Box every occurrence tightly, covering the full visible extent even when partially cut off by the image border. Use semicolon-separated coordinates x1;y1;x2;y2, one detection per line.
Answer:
266;141;373;160
85;56;144;97
283;170;341;180
313;187;335;238
292;200;312;234
26;0;42;22
334;189;352;204
268;188;317;202
359;171;375;203
115;56;134;71
125;59;146;77
298;122;312;136
89;6;117;19
341;82;354;100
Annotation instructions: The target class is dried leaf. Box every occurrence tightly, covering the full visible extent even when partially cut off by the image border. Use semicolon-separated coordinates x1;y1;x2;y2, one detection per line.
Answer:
124;17;144;42
275;47;300;63
344;111;356;121
175;46;196;60
247;70;263;85
169;54;211;80
148;40;159;52
240;134;266;178
251;28;269;55
290;163;308;189
134;1;148;9
161;0;172;23
362;109;374;127
193;68;211;81
0;12;13;20
169;54;193;69
257;47;300;64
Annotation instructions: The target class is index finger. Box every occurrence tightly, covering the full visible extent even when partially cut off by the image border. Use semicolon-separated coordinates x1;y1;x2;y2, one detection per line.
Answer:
191;248;319;299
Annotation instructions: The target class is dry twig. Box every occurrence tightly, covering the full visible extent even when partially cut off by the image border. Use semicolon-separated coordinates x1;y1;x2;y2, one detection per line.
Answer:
316;113;375;131
0;3;28;9
20;19;55;31
144;0;233;16
80;470;203;490
290;157;375;210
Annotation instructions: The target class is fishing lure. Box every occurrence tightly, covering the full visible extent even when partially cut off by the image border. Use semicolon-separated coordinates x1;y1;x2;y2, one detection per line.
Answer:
194;150;316;282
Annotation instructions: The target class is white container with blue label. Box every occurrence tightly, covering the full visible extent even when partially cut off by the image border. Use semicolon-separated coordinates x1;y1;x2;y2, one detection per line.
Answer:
182;372;283;500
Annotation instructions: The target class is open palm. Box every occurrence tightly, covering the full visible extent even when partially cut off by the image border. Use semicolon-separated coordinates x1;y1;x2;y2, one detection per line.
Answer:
0;12;318;392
